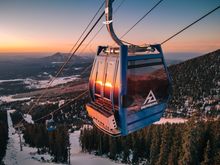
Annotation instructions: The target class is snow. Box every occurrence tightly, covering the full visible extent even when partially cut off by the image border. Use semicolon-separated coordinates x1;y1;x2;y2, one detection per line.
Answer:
154;117;187;124
74;67;82;70
51;62;65;64
3;110;124;165
69;131;124;165
24;76;80;89
0;75;80;90
23;114;34;124
58;100;65;107
3;110;63;165
0;79;24;83
39;100;57;106
0;95;31;103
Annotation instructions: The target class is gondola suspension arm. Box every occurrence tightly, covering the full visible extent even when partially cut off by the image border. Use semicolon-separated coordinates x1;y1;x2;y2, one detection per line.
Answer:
105;0;156;54
105;0;124;46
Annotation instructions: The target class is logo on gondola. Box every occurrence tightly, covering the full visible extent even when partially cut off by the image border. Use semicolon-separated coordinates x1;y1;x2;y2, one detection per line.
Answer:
141;90;158;109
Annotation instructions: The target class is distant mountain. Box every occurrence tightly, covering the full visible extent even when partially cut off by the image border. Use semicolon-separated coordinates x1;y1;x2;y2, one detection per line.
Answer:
0;52;93;80
40;52;93;63
43;52;68;61
168;49;220;117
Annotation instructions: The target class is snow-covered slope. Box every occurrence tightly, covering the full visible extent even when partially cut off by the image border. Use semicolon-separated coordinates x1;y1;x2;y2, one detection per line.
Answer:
69;131;124;165
3;110;62;165
3;110;124;165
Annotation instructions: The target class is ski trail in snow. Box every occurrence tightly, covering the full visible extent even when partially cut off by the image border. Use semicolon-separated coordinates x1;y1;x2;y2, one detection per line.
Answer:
3;110;123;165
3;110;60;165
70;131;124;165
3;110;19;165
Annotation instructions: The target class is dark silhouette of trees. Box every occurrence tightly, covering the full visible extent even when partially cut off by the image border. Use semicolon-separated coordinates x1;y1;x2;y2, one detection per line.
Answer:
168;49;220;117
79;119;220;164
0;111;8;164
23;124;69;163
149;126;162;165
201;140;211;165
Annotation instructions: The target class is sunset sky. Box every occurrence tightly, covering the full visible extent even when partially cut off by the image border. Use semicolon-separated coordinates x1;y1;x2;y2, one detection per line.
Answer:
0;0;219;56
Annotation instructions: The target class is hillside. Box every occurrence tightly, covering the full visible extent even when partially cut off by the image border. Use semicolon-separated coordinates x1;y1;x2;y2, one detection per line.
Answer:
1;49;219;164
167;49;220;117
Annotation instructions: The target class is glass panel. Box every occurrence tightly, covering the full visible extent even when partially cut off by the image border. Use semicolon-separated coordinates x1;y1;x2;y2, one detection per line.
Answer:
95;60;105;95
113;68;119;106
89;60;97;92
126;59;169;112
104;61;115;99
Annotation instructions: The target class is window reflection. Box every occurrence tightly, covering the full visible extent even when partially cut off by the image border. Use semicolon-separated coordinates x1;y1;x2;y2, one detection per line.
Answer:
126;59;169;112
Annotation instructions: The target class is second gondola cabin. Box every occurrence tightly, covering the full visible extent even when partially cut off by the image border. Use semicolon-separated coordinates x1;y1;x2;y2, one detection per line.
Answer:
46;118;56;132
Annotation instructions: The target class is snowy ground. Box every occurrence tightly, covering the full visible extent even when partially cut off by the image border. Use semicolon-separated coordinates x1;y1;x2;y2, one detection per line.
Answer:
0;75;81;103
24;75;80;89
68;118;188;165
23;114;34;124
154;117;188;124
3;110;62;165
0;95;31;103
69;131;124;165
0;75;80;90
3;110;124;165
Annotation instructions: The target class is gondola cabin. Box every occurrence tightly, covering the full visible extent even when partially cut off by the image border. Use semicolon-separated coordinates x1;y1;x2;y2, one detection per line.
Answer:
86;0;171;136
46;118;56;132
86;44;171;136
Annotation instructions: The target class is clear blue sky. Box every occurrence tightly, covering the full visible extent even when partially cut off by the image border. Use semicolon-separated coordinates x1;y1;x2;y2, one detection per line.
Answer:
0;0;219;55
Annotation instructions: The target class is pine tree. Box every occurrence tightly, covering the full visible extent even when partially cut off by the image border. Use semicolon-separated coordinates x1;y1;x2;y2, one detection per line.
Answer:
149;126;161;165
167;124;183;165
178;118;201;165
0;111;8;163
144;126;153;159
109;137;117;160
201;140;211;165
156;124;172;165
132;133;140;163
210;119;220;165
102;134;110;154
121;137;130;163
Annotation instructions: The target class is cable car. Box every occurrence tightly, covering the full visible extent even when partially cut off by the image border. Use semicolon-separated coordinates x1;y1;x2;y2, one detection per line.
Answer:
46;114;56;132
86;0;172;136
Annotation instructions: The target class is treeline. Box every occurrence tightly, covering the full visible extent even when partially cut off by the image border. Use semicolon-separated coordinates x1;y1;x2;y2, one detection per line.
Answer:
30;94;89;127
0;111;8;164
168;50;220;113
79;119;220;165
23;124;69;163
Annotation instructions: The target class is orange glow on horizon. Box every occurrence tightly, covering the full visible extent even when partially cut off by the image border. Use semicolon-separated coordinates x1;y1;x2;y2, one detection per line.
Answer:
1;27;219;54
0;33;219;54
0;42;96;54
